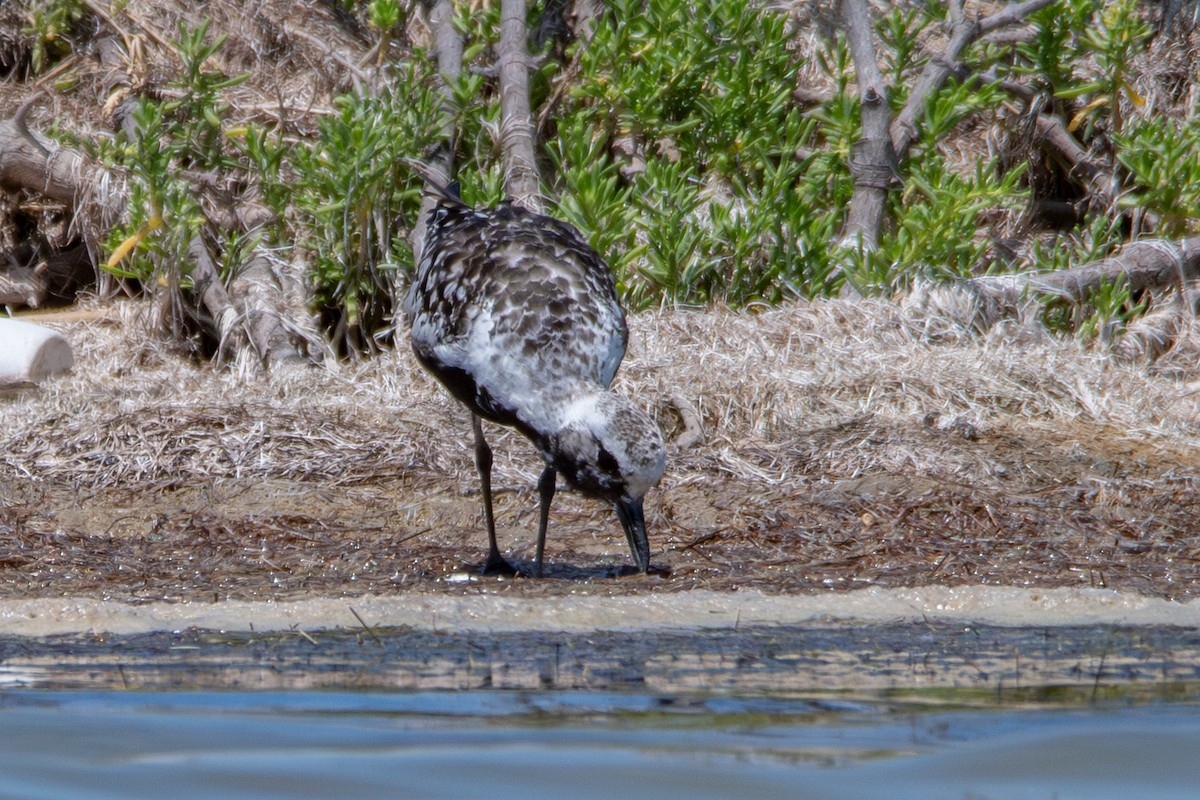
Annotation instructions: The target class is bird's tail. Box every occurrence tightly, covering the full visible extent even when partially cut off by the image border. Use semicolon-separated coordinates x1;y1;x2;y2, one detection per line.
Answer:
404;158;465;206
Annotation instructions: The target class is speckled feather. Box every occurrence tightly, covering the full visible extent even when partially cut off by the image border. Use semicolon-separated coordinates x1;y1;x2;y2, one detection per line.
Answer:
405;196;628;444
404;185;665;575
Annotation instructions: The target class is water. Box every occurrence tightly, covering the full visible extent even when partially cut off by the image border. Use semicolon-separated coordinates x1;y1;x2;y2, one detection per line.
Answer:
0;690;1198;799
2;621;1199;798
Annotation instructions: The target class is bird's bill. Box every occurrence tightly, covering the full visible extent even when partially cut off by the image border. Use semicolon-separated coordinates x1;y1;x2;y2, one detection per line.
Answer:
615;496;651;574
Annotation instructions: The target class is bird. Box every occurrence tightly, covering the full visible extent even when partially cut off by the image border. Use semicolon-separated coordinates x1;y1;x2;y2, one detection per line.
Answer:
404;174;666;578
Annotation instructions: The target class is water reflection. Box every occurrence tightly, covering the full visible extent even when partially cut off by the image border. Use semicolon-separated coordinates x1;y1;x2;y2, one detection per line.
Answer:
0;691;1197;800
2;621;1200;798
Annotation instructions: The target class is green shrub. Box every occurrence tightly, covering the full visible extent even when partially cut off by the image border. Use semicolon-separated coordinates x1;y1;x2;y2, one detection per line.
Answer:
1115;118;1200;237
23;0;87;75
552;0;834;307
291;66;443;353
99;21;248;288
98;23;442;354
92;0;1196;355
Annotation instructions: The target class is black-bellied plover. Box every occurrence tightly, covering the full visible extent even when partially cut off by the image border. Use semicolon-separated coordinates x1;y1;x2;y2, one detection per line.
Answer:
405;179;665;577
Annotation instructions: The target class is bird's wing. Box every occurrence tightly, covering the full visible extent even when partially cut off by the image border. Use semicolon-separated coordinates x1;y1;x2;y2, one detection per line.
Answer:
409;201;627;395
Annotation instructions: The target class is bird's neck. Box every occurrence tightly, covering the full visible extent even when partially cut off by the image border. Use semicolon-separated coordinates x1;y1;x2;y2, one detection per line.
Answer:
521;387;607;461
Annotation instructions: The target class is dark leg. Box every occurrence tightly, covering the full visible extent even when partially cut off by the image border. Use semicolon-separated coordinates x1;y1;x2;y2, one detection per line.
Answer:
532;466;556;578
472;414;515;575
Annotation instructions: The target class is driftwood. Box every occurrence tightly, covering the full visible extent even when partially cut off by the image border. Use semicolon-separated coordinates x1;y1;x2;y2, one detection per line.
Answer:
0;267;40;308
0;107;117;212
908;235;1200;361
987;237;1200;304
0;103;317;369
0;244;93;309
0;102;128;306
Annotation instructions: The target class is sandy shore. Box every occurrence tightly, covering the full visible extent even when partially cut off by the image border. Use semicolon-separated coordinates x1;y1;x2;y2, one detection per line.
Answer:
3;585;1198;637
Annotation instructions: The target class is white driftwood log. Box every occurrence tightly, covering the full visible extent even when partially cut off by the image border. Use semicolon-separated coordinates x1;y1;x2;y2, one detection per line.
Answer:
0;318;74;382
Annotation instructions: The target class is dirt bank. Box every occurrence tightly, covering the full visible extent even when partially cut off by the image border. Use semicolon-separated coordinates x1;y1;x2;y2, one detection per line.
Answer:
4;298;1200;625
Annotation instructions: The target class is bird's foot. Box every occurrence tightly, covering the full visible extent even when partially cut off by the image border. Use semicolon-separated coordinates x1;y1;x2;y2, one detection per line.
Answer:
478;552;519;577
611;562;670;578
519;562;544;580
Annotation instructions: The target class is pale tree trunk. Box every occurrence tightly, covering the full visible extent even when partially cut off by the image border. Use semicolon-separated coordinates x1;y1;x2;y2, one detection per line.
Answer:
838;0;894;256
834;0;1058;294
410;0;463;258
498;0;544;212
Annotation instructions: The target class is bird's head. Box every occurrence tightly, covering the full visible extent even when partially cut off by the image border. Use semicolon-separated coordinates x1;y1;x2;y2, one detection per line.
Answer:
546;392;666;572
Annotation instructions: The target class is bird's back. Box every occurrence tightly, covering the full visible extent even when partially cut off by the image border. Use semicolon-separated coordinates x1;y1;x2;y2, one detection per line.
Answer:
406;195;628;435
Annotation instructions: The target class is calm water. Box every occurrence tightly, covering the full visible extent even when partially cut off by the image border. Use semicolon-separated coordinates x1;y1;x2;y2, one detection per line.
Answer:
2;622;1199;798
1;690;1198;800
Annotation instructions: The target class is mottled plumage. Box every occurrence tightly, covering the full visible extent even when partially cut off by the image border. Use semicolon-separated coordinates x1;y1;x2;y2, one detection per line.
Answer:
405;183;665;577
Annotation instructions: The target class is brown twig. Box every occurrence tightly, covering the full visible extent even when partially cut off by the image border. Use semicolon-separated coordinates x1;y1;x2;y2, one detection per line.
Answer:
349;606;384;647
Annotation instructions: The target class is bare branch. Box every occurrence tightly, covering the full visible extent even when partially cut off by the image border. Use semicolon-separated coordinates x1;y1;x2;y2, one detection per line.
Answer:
977;0;1058;35
891;0;1056;158
570;0;603;43
1019;238;1198;303
910;236;1200;352
969;238;1198;308
1032;112;1119;216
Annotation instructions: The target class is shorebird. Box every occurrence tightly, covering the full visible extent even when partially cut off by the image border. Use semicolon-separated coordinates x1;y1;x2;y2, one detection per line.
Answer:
404;178;666;577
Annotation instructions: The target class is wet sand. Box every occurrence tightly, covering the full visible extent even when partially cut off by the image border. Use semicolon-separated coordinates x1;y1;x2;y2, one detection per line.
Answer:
1;585;1199;637
1;586;1198;694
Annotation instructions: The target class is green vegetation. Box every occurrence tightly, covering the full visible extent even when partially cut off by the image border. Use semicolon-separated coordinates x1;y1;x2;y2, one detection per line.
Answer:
289;69;442;352
554;0;837;305
1057;0;1151;136
98;21;248;286
22;0;86;74
1116;117;1200;237
96;22;441;354
87;0;1200;352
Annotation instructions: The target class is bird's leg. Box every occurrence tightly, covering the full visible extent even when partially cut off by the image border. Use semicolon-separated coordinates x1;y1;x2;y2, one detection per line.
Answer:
532;466;556;578
472;414;515;576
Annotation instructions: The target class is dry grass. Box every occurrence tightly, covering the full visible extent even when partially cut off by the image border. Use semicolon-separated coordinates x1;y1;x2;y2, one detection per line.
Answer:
4;0;1200;604
4;296;1200;603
